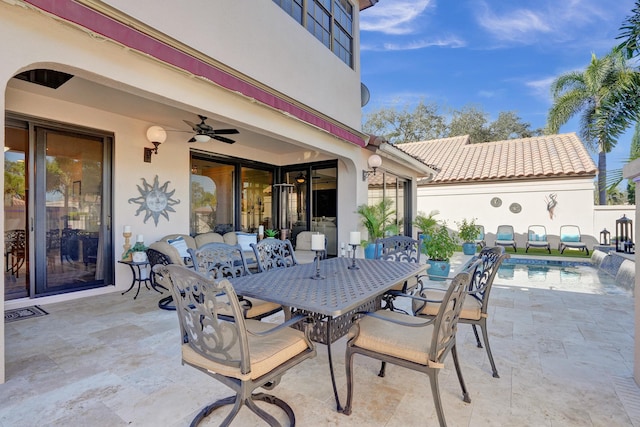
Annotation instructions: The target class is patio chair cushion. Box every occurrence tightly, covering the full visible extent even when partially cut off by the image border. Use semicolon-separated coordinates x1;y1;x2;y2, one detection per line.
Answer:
562;235;580;242
194;232;225;247
348;310;438;366
181;319;311;380
497;233;512;240
415;289;483;320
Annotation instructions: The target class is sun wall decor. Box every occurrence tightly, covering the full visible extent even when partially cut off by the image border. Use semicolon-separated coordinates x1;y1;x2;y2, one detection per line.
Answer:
128;175;180;226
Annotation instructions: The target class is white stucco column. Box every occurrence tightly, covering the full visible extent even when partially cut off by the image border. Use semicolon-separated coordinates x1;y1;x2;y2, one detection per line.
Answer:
623;159;640;385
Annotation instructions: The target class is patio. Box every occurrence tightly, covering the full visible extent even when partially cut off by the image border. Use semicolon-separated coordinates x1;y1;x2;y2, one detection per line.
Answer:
1;254;639;426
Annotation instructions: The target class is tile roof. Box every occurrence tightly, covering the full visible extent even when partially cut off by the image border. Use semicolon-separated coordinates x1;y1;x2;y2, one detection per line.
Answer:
397;133;597;184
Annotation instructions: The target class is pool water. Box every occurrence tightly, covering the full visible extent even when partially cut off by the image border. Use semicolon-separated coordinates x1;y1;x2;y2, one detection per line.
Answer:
495;263;631;296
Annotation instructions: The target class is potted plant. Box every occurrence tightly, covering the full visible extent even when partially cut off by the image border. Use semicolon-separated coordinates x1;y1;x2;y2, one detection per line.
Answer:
123;241;148;262
456;218;480;255
423;221;458;280
414;210;439;251
356;198;398;259
264;229;278;238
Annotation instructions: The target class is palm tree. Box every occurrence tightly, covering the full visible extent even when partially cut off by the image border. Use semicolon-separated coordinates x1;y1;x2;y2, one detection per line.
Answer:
546;47;639;205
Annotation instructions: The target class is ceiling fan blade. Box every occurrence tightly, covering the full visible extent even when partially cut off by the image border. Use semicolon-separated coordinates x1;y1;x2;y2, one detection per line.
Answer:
183;120;198;131
213;135;235;144
212;129;239;135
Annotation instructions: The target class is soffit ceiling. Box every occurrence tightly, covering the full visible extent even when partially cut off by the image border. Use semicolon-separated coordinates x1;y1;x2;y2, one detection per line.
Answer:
7;73;307;157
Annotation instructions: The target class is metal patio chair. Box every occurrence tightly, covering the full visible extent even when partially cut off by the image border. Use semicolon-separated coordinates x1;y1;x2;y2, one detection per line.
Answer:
251;238;298;273
189;243;281;320
154;264;316;426
146;247;174;310
413;246;509;378
374;235;425;312
558;225;589;255
343;266;477;427
526;225;551;253
495;225;517;252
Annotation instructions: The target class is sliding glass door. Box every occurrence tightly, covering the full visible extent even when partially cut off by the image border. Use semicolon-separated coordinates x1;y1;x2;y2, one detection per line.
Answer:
4;117;113;300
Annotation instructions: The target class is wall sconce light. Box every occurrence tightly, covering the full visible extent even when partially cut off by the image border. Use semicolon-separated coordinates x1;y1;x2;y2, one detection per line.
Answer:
295;173;306;184
144;125;167;163
362;154;382;181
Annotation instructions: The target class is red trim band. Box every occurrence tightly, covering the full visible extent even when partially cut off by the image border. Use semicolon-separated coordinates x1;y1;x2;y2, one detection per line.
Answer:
23;0;366;147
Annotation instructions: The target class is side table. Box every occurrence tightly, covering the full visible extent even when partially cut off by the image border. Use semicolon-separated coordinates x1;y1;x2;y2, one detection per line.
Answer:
118;260;165;299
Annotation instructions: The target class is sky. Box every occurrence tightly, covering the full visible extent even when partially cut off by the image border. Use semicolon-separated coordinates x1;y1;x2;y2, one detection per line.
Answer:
359;0;637;174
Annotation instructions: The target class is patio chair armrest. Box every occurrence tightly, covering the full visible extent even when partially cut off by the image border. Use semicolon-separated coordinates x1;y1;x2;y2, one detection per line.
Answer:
386;289;447;304
360;310;435;328
246;314;314;337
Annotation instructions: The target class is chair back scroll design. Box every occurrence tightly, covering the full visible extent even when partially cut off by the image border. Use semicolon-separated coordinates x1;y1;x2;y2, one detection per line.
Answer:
189;243;251;280
163;265;250;372
251;239;298;273
344;266;477;426
374;235;422;264
188;243;281;320
153;264;316;426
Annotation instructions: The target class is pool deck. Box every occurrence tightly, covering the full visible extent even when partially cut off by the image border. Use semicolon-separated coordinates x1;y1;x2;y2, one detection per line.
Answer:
1;252;639;426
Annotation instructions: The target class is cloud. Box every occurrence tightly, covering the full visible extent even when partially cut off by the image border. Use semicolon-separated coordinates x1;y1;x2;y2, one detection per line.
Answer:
475;3;551;43
525;76;556;100
473;0;626;45
362;36;466;52
360;0;433;35
478;90;496;98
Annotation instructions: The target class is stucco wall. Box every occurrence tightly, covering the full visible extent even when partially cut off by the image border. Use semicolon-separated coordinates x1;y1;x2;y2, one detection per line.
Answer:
103;0;363;129
417;178;598;249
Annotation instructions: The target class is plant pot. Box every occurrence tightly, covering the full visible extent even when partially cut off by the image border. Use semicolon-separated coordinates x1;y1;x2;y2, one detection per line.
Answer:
462;242;476;255
364;243;381;259
427;259;450;281
132;251;147;263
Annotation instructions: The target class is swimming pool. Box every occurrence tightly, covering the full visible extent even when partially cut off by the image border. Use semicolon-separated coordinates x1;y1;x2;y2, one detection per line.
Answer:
495;263;630;296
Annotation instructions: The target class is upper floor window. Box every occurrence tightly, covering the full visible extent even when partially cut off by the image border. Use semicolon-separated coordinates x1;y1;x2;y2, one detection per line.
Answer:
273;0;353;68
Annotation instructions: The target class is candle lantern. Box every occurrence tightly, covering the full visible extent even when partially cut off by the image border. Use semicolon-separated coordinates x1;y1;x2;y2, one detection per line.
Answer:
615;215;633;253
599;228;610;246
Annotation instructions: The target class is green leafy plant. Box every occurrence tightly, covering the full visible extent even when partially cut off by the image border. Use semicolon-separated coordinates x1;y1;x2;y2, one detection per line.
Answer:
122;242;148;260
423;222;458;261
264;229;278;238
456;218;480;243
356;198;398;246
413;210;440;235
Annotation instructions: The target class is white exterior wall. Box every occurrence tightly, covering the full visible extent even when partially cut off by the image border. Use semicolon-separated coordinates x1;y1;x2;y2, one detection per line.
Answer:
0;0;397;384
104;0;363;130
417;177;597;249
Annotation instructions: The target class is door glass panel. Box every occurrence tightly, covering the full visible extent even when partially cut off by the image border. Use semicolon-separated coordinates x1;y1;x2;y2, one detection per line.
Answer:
190;160;235;234
311;166;337;256
4;126;29;299
287;170;308;246
39;129;105;295
241;167;273;233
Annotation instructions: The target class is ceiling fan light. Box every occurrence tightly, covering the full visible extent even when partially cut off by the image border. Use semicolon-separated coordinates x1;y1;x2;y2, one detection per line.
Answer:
194;134;211;143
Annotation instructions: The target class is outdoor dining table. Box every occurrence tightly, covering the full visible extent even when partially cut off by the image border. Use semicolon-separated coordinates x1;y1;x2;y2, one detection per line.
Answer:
228;256;427;411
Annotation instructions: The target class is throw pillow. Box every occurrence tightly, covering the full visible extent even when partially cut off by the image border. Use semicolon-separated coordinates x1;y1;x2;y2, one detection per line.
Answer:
236;232;257;252
168;236;190;259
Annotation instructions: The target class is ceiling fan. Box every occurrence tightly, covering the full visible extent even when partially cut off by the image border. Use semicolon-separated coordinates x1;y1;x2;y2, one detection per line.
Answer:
183;115;239;144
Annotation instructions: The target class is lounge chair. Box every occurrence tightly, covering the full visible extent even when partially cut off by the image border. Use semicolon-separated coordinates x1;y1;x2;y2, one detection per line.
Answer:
495;225;517;252
525;225;551;253
475;225;486;249
559;225;589;255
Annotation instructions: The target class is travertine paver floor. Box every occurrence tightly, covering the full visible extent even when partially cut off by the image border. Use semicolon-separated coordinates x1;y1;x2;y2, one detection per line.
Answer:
1;254;638;426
